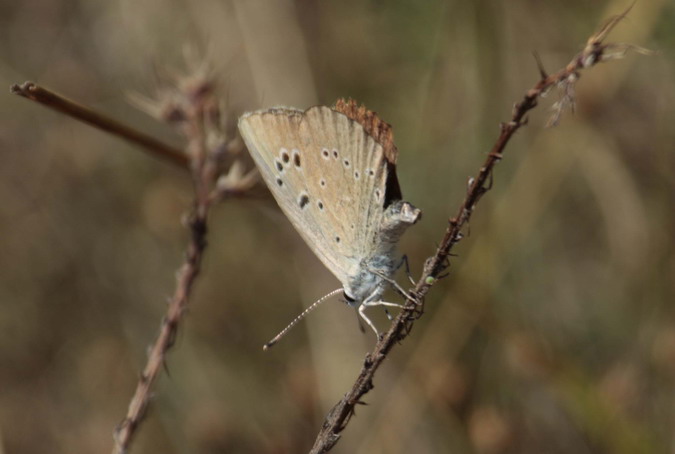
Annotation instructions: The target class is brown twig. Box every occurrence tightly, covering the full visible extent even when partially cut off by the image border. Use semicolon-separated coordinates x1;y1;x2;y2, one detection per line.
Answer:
112;204;207;454
110;91;214;454
10;81;188;168
108;70;252;453
11;69;257;454
309;6;643;453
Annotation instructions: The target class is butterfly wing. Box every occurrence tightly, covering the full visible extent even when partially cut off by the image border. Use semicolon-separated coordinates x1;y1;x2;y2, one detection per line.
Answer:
238;106;394;286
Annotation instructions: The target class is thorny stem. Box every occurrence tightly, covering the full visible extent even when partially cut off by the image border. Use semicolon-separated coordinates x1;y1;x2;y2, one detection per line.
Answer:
111;96;216;454
309;7;640;454
12;73;254;454
10;81;188;168
111;208;206;454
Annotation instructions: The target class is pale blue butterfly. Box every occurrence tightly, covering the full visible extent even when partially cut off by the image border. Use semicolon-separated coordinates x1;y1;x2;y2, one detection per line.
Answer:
238;100;420;348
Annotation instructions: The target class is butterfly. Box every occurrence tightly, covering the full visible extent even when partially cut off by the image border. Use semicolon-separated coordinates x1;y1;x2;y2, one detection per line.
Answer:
238;99;420;348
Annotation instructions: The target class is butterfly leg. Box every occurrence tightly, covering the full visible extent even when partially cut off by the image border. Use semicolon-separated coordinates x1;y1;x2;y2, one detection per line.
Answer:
370;268;415;304
362;300;408;338
364;300;406;310
358;303;380;337
354;307;366;333
398;255;416;285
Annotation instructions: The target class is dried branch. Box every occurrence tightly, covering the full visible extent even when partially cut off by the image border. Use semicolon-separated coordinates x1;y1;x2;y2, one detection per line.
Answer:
110;75;222;454
10;81;188;168
309;7;646;453
12;64;257;454
107;66;257;452
112;201;208;454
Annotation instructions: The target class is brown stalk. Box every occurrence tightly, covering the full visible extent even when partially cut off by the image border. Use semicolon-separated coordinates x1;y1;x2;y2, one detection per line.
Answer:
111;204;207;454
10;80;212;454
110;83;219;453
9;70;241;454
10;81;188;168
309;6;640;453
12;68;254;454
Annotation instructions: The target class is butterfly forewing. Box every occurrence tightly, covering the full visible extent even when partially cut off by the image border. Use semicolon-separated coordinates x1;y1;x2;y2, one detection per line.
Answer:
239;106;392;286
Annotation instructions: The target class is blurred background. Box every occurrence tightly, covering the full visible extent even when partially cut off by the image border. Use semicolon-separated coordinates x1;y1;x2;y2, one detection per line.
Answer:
1;1;674;453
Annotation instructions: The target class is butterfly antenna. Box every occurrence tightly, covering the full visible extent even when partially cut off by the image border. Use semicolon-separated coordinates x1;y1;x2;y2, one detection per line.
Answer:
263;288;342;351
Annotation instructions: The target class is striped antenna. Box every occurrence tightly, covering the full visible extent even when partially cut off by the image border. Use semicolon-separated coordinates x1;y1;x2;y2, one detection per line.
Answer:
263;288;343;351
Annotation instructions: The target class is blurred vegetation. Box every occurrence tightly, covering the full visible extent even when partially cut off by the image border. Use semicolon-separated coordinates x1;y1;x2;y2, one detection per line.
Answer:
1;1;674;453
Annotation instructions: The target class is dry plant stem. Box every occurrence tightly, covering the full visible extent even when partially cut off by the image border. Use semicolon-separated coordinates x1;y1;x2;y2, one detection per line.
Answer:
309;10;633;454
10;81;188;168
112;108;214;454
10;77;247;453
111;209;206;454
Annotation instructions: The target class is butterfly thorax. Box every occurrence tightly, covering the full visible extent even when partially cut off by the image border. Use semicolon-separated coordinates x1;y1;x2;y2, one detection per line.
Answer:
343;200;421;307
342;256;395;307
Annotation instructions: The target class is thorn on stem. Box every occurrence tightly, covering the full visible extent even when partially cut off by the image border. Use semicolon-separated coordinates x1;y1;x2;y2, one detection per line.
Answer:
532;51;548;79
